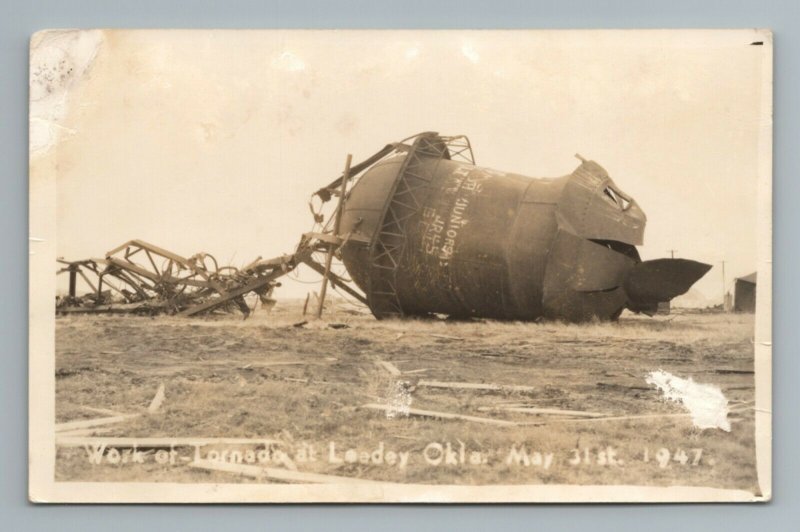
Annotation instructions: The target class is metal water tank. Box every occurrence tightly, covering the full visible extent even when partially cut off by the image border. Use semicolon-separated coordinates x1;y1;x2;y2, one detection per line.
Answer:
337;132;710;322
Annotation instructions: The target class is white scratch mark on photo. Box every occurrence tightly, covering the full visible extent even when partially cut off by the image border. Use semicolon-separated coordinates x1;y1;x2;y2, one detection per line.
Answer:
646;370;731;431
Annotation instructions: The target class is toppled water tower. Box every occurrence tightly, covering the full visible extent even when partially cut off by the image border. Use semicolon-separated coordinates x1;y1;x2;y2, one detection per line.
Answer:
58;131;711;322
320;132;710;322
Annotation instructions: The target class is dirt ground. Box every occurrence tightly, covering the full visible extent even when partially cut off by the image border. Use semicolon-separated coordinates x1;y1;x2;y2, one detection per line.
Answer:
54;300;758;493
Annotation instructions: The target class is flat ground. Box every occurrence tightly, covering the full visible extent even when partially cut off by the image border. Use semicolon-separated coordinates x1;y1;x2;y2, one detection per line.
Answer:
54;301;758;492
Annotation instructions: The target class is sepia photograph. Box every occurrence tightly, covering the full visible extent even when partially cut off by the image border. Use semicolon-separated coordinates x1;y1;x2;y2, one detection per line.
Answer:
28;29;772;503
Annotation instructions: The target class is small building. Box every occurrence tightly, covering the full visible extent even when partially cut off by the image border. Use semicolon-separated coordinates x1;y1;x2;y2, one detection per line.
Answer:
734;272;757;313
724;291;733;312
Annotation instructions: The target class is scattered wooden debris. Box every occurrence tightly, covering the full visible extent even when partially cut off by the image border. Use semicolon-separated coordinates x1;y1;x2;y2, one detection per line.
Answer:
282;377;310;384
279;377;360;388
430;334;464;341
55;427;115;437
417;380;535;393
59;384;173;433
403;368;430;375
596;382;652;392
147;383;166;413
479;402;528;408
292;320;308;328
250;360;311;368
477;351;529;360
189;459;390;485
55;413;140;433
375;360;402;377
327;323;350;329
478;406;608;417
80;406;125;417
362;403;517;427
545;412;695;424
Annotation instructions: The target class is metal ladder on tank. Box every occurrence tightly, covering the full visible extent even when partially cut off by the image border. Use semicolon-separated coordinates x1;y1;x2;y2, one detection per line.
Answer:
366;132;474;319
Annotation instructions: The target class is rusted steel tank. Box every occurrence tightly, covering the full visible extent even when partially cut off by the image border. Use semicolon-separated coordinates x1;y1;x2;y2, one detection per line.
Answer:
336;132;710;322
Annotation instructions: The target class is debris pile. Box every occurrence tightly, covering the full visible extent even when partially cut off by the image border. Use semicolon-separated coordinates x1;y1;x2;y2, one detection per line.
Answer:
56;240;286;317
55;131;710;322
57;234;364;318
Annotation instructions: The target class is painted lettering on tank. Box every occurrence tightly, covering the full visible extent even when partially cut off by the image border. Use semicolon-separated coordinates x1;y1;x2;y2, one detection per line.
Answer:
419;166;491;263
420;206;445;255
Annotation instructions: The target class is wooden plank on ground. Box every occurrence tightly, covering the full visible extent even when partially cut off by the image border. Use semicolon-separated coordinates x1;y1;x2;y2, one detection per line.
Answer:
417;380;535;393
429;334;463;341
189;459;390;485
478;406;607;417
55;414;140;433
80;406;125;417
362;403;517;427
375;360;402;376
147;383;166;413
55;427;115;437
546;412;694;424
521;406;754;425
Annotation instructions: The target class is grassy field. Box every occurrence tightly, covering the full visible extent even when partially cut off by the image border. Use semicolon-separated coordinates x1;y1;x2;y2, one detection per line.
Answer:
54;301;758;493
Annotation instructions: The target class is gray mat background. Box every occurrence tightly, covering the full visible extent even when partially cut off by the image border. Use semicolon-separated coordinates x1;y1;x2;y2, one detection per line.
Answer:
2;0;797;530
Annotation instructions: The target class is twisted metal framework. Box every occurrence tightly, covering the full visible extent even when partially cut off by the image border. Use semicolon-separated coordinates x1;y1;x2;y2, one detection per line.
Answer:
366;132;474;319
57;236;365;317
57;133;474;320
57;240;295;317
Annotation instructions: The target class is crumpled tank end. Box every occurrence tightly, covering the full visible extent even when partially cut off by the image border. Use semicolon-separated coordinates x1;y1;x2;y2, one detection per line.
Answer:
624;258;712;313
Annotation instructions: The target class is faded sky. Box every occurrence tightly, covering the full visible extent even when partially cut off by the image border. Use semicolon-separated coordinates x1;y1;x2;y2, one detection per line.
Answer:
34;30;770;302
